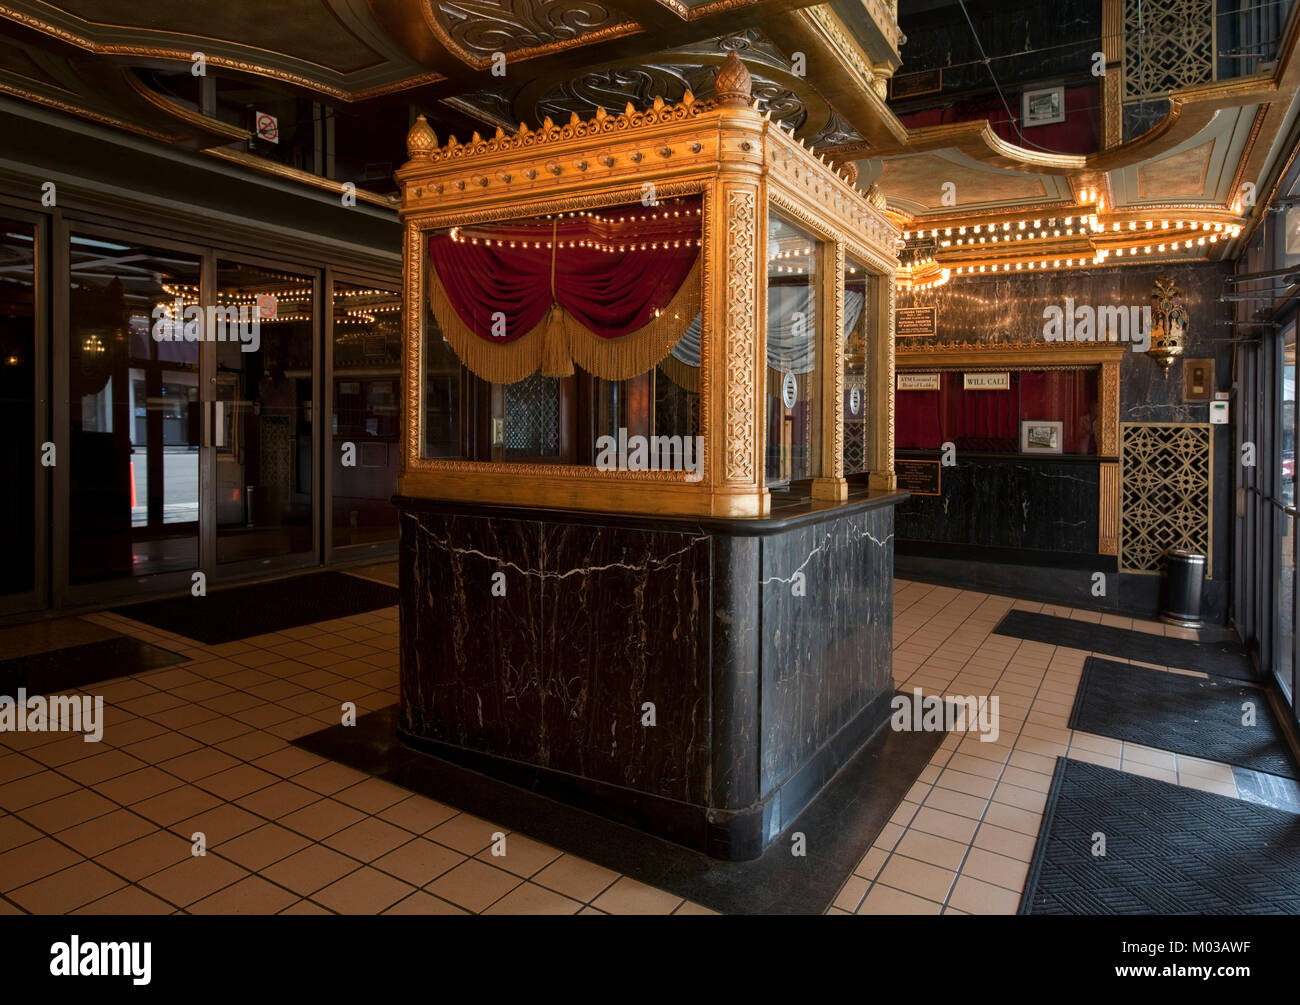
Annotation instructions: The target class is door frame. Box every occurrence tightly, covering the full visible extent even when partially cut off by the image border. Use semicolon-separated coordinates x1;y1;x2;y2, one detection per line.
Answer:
53;219;209;610
324;265;403;566
208;250;323;585
0;205;50;616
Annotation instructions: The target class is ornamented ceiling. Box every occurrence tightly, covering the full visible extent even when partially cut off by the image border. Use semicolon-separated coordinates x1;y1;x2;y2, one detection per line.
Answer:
0;0;1297;278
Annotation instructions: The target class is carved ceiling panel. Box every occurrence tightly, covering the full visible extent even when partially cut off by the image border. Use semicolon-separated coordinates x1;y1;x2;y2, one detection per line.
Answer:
449;29;863;146
423;0;638;67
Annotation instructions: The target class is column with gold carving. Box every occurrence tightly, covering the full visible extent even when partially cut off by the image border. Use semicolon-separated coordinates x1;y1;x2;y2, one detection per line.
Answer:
868;221;897;490
706;51;770;517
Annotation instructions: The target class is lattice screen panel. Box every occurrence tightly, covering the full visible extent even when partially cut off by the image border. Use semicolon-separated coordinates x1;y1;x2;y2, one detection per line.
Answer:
1123;0;1214;103
504;371;560;456
1119;422;1212;575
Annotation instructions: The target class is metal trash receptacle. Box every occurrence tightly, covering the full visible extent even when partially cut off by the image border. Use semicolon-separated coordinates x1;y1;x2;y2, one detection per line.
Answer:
1161;549;1206;628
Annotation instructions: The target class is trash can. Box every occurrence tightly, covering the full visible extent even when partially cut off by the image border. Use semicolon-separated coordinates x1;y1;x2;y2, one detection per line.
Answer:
1161;549;1206;627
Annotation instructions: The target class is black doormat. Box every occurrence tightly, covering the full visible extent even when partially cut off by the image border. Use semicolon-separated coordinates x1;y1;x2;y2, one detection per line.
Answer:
0;636;186;697
994;609;1254;681
1020;757;1300;914
111;571;398;645
294;704;946;915
1069;657;1298;780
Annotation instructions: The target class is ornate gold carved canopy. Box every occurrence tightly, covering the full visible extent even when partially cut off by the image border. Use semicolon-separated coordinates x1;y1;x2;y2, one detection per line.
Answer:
396;52;901;518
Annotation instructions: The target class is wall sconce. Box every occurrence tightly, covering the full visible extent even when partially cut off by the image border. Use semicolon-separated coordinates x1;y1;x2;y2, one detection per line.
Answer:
1147;274;1189;377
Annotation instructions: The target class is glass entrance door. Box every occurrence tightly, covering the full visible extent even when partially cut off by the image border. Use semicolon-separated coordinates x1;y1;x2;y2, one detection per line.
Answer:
65;232;202;589
212;259;317;572
0;216;40;611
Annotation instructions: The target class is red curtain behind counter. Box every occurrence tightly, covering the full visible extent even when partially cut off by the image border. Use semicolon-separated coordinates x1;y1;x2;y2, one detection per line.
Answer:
896;370;1098;454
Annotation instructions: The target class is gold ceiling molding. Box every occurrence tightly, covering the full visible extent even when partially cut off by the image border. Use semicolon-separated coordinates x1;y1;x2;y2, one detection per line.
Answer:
0;3;382;102
0;76;181;142
120;69;251;143
417;0;644;71
202;146;398;209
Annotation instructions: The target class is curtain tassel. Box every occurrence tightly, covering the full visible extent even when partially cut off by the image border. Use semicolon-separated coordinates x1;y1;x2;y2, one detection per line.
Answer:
541;302;574;377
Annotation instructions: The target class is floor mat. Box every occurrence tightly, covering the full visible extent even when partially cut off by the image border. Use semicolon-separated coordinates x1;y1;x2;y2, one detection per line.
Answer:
994;609;1254;680
1069;657;1298;779
1020;757;1300;914
294;704;945;915
110;571;398;645
0;637;186;697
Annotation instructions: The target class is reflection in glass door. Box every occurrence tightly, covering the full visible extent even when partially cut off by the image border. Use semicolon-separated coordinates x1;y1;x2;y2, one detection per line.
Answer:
0;219;38;603
68;233;201;583
331;281;400;549
214;260;315;567
1277;327;1296;702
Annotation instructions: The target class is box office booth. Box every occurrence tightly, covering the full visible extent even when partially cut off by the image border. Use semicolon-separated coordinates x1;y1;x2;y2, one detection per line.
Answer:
394;53;906;860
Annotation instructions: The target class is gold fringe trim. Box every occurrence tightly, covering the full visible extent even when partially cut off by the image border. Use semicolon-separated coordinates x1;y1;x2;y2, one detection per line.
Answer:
427;266;548;384
564;256;702;380
657;352;700;392
542;304;574;377
428;255;701;384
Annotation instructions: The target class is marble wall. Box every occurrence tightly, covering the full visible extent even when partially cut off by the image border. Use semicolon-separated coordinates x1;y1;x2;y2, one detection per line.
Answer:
895;456;1100;554
397;495;900;858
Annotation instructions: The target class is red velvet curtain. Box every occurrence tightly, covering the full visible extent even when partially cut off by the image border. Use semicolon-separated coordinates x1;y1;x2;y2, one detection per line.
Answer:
427;198;700;343
1020;370;1097;453
895;369;1097;453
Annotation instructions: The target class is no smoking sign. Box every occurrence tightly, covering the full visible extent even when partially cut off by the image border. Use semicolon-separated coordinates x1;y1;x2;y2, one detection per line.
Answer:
255;111;279;144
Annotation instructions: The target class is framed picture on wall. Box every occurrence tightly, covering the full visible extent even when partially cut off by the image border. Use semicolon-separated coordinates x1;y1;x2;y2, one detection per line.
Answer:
1183;358;1215;401
1022;85;1065;127
1021;420;1064;454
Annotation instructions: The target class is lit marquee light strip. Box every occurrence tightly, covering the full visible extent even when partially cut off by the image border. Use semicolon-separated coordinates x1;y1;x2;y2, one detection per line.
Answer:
449;227;701;253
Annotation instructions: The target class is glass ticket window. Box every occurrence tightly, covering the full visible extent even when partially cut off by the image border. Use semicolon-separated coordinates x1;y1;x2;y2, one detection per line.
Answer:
765;212;821;487
843;255;872;476
423;196;702;469
332;281;400;548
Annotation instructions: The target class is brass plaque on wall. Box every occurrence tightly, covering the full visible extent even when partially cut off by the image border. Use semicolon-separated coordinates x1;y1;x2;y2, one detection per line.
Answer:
895;306;937;337
895;459;941;496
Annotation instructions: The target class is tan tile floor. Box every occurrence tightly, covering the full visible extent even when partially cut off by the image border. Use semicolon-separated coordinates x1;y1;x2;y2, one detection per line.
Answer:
830;579;1257;915
0;579;714;916
0;572;1261;915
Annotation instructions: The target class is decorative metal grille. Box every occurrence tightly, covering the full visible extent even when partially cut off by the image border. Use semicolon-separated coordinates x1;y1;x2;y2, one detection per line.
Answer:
504;370;560;455
1123;0;1214;103
1119;422;1212;574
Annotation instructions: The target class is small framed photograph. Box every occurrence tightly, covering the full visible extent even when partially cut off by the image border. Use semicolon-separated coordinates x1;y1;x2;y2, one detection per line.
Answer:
1183;358;1214;401
1022;85;1065;127
1021;420;1064;454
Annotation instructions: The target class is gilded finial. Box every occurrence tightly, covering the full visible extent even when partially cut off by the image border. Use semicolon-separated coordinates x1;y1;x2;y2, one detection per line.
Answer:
714;50;752;107
406;114;437;160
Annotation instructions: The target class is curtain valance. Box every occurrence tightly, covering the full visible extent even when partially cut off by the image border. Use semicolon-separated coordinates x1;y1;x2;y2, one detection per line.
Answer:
427;197;702;383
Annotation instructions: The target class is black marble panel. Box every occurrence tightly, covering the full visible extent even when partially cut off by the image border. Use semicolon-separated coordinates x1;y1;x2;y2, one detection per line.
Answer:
400;510;712;805
397;493;903;859
758;506;894;801
896;455;1099;554
898;0;1101;94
